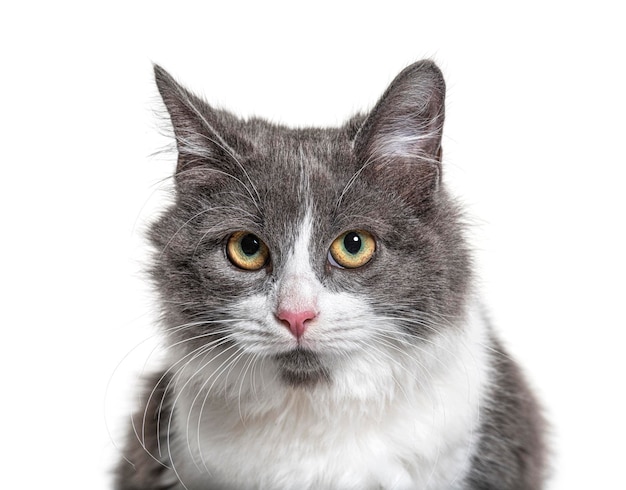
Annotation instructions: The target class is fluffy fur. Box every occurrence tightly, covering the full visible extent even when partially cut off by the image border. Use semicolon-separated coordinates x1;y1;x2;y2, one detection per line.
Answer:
115;61;546;489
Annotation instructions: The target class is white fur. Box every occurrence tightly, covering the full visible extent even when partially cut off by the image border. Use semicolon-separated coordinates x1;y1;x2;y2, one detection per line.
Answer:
275;210;319;317
373;131;435;159
164;215;491;490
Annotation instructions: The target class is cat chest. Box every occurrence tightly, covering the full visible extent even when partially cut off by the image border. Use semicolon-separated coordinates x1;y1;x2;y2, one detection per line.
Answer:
169;393;476;490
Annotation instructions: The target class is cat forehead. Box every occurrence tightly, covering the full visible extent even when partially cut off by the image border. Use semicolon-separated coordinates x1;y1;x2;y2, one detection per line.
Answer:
238;120;352;167
234;130;356;213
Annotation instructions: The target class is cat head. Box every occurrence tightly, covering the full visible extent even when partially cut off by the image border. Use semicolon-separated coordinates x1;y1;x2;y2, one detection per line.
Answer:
149;61;471;390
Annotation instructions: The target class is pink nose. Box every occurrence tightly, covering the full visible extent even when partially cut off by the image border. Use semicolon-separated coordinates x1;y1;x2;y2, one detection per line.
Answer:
277;310;317;339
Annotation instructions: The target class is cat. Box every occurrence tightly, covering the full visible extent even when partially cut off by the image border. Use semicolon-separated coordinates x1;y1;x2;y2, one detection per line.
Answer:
115;60;546;489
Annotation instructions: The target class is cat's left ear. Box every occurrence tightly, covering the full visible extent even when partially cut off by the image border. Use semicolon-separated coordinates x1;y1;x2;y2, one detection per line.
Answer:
354;60;445;197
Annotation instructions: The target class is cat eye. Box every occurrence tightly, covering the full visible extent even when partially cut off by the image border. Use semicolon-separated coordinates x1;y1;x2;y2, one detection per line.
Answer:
226;231;270;271
328;230;376;269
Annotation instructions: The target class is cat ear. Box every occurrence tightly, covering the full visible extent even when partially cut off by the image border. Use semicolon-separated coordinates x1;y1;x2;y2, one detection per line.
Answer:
354;60;446;197
154;65;243;186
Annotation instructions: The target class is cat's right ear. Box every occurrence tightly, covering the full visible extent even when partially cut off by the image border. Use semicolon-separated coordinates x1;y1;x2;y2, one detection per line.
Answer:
154;65;243;187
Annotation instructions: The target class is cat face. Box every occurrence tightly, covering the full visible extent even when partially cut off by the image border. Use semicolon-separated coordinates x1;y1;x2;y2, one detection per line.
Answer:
150;62;471;389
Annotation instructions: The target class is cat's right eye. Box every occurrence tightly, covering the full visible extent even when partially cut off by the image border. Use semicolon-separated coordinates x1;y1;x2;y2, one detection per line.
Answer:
226;231;270;271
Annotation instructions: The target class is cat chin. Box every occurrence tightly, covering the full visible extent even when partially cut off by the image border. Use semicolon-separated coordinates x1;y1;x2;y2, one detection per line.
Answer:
273;348;331;387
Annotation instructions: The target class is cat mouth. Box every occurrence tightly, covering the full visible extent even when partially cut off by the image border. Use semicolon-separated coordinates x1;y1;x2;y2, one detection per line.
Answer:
273;348;330;387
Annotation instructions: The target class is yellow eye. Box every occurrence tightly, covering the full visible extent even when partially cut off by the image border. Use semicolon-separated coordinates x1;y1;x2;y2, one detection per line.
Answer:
329;230;376;269
226;231;270;271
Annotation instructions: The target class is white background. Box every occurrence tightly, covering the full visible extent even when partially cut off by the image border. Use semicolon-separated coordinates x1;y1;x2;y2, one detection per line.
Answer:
1;1;624;488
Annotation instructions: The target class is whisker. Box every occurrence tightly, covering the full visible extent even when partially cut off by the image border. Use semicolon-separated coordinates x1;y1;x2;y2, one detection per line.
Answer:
163;338;239;480
335;152;379;210
236;351;260;423
192;345;247;473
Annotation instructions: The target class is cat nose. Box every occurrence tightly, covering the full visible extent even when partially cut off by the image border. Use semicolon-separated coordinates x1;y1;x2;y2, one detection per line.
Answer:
277;310;317;339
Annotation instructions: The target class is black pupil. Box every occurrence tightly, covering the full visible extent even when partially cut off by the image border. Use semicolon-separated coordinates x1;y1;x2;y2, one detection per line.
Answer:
344;232;362;255
240;234;261;256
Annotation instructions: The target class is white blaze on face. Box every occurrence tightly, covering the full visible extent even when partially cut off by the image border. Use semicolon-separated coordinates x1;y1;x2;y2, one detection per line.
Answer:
274;210;321;337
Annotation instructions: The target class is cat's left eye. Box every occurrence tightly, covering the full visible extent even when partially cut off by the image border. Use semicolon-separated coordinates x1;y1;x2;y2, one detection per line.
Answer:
328;230;376;269
226;231;270;271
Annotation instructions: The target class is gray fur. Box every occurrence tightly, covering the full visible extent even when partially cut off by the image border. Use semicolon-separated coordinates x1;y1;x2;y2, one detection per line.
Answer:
115;61;546;489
